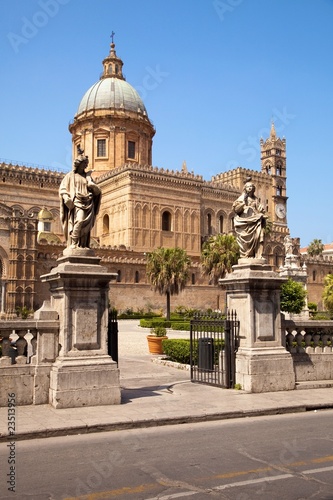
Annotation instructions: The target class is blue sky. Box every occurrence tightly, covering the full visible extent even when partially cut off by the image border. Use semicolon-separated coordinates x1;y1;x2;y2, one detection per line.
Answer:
0;0;332;247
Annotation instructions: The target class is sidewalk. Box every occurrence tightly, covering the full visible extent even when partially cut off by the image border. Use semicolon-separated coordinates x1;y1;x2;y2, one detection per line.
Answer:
1;320;333;442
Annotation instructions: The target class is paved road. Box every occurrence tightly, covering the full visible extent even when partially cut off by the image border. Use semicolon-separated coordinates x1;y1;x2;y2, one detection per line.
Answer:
1;410;333;499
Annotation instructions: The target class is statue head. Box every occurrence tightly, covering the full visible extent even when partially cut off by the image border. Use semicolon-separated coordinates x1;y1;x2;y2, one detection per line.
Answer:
243;181;255;195
73;153;89;172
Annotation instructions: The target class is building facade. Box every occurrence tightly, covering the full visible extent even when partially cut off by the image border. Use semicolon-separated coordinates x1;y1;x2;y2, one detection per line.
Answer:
1;40;326;317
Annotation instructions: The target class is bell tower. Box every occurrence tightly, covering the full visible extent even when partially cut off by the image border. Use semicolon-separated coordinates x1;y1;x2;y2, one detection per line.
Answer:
260;123;288;234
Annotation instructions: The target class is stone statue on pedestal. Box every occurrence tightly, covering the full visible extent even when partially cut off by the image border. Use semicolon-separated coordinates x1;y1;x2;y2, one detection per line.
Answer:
59;150;101;249
232;179;267;259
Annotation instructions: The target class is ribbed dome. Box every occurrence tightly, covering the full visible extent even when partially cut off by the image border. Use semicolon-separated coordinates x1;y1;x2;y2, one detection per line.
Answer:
38;207;53;221
75;78;147;117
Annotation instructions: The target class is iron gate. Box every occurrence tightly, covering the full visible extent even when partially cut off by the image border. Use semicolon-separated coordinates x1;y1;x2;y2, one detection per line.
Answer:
108;309;118;365
190;311;239;388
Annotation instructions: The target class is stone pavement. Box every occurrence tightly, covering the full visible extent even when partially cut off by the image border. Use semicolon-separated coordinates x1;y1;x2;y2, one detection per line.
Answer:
1;320;333;442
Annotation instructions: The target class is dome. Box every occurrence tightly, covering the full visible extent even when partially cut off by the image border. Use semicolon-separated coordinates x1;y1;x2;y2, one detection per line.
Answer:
38;207;53;221
75;77;147;117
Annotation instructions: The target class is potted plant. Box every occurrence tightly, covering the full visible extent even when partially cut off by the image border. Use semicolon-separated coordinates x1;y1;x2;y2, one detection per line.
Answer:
147;326;168;354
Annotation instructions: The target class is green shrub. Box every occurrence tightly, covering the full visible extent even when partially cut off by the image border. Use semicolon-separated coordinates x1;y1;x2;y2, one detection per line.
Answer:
162;339;191;364
150;326;167;337
171;322;191;331
162;338;225;365
140;318;172;328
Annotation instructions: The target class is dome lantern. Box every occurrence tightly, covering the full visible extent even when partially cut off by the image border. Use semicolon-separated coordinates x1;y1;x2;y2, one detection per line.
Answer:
101;33;125;81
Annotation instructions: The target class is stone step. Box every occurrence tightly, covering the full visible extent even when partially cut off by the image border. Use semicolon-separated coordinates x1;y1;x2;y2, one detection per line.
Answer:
296;380;333;390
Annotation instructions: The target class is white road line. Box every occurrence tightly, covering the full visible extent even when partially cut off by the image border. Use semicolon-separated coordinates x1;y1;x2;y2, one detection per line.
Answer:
302;465;333;475
144;464;333;499
214;473;294;490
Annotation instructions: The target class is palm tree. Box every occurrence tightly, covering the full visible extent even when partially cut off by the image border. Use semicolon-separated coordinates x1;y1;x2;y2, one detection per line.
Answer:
322;274;333;314
307;239;324;257
201;233;239;285
146;247;191;320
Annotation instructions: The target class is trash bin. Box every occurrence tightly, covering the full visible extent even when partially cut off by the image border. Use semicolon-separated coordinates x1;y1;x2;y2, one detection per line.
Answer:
198;337;214;370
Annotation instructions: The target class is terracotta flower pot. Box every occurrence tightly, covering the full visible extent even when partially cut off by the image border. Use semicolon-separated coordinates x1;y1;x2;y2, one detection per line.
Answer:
146;335;168;354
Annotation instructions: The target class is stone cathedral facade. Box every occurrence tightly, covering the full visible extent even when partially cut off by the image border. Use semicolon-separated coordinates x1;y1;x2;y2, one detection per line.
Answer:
1;40;316;318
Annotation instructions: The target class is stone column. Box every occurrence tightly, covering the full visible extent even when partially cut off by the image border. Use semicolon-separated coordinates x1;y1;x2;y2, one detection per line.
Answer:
220;258;295;393
41;248;120;408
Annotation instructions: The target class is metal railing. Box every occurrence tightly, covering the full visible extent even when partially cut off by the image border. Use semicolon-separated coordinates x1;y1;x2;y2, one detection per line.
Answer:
190;311;239;388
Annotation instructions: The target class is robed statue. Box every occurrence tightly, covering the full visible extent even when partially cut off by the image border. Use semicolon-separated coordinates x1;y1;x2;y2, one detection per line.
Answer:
59;150;101;249
232;179;267;259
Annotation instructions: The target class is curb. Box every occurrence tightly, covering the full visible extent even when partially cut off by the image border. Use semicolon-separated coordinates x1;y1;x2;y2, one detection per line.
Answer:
2;403;333;443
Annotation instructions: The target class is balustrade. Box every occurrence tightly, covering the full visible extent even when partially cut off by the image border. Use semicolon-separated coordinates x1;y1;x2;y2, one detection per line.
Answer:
0;322;37;365
284;320;333;354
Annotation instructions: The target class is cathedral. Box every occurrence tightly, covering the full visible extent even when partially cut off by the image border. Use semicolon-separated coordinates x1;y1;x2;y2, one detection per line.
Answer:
2;39;325;318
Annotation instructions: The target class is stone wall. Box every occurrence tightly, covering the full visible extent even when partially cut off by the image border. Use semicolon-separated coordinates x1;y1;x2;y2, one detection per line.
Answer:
110;283;226;314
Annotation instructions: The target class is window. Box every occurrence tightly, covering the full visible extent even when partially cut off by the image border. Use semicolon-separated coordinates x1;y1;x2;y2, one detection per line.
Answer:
117;270;121;283
128;141;136;159
218;215;224;234
276;149;281;156
313;270;316;282
207;213;212;235
44;222;51;232
191;273;196;285
135;271;140;283
162;211;171;231
103;214;109;234
97;139;106;157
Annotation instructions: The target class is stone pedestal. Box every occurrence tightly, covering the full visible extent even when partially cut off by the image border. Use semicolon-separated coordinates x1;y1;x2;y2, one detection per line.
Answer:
41;248;121;408
220;258;295;393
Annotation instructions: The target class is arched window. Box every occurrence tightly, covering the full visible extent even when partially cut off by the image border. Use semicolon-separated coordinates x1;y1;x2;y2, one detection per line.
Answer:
162;211;171;231
103;214;110;234
264;162;271;174
218;215;224;234
207;213;212;235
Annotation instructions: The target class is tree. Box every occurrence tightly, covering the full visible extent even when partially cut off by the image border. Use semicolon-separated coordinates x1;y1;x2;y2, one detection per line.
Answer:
200;234;239;285
280;278;307;314
146;247;191;320
322;274;333;314
307;239;324;257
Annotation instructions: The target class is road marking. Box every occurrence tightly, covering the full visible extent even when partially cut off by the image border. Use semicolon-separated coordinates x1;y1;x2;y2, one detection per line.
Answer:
214;473;294;490
65;456;333;499
303;465;333;475
145;492;197;500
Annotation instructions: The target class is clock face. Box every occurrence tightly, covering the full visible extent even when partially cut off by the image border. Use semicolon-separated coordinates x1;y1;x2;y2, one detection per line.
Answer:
275;203;286;219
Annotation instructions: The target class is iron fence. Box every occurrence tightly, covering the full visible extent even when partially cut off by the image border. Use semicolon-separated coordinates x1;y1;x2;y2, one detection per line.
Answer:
190;311;239;388
108;309;118;365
